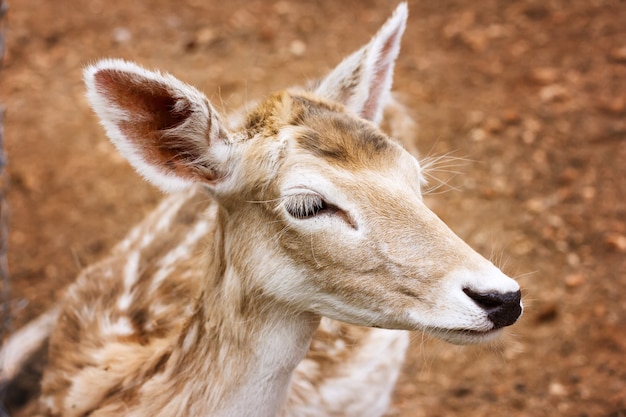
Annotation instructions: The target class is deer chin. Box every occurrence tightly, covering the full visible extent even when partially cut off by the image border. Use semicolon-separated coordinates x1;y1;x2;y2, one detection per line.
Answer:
426;326;504;345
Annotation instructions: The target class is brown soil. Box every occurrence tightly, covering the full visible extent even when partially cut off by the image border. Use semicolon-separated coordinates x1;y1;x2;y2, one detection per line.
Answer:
1;0;625;416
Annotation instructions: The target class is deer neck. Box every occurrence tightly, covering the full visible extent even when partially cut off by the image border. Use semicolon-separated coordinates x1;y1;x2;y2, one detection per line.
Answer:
161;206;320;417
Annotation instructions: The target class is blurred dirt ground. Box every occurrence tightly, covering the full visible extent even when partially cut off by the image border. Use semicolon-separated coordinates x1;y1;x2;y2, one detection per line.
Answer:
1;0;625;416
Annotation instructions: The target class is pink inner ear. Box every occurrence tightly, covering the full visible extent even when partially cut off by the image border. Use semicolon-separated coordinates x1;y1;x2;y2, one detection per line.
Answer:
94;69;215;183
95;70;193;132
361;29;402;122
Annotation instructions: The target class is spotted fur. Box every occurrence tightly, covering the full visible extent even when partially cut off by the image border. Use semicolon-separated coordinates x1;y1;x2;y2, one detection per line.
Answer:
1;4;522;417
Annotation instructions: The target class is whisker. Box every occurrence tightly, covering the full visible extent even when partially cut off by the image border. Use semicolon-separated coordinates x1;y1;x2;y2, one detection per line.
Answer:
245;197;285;204
416;150;477;196
513;270;539;280
422;175;464;195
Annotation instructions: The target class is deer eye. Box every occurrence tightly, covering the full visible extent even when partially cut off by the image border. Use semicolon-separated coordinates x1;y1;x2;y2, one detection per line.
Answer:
283;193;328;219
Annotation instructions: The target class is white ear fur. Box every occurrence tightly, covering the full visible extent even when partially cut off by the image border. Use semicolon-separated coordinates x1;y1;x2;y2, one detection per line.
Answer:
315;3;407;125
84;59;232;193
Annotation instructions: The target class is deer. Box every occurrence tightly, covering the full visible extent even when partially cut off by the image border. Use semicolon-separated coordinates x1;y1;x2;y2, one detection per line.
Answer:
0;4;523;417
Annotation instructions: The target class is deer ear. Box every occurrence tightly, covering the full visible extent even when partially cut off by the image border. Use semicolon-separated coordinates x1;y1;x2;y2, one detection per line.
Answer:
84;59;232;193
315;3;407;125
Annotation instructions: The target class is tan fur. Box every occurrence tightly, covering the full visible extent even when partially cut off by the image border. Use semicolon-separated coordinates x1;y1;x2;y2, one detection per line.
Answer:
3;5;521;417
38;88;519;416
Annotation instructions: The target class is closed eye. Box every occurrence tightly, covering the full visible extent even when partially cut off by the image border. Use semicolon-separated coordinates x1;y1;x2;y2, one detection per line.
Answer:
283;193;330;219
281;193;357;229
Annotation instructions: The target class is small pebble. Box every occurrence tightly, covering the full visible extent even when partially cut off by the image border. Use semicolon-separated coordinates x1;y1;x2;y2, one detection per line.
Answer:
606;234;626;252
112;27;131;44
608;46;626;63
539;84;569;102
549;382;567;397
564;273;585;288
531;67;559;84
289;40;307;57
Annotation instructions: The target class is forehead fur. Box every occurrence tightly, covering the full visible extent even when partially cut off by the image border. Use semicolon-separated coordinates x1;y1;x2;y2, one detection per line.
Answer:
244;91;400;171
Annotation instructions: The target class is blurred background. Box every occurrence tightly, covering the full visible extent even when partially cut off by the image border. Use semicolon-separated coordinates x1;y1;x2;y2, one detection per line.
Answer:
0;0;625;415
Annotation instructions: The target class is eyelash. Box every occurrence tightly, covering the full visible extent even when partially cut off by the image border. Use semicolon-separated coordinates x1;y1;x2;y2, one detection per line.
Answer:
283;194;329;219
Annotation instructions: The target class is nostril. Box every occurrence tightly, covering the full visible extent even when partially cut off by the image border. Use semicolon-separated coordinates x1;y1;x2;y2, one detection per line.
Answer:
463;288;510;309
463;288;522;329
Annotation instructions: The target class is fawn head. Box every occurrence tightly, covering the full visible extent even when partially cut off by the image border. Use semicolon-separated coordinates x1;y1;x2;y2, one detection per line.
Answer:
84;4;521;344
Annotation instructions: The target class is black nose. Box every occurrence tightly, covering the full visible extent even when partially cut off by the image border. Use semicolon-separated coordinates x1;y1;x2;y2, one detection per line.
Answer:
463;288;522;329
